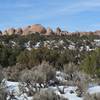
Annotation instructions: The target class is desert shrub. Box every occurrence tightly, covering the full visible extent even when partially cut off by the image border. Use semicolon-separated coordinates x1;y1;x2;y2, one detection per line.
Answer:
0;76;6;100
18;69;36;96
64;62;77;75
36;61;56;83
63;62;78;81
3;63;26;81
16;46;81;70
73;72;90;97
17;50;30;66
0;85;7;100
75;80;88;97
33;90;68;100
0;43;22;67
84;93;100;100
19;62;56;96
19;61;56;84
0;65;4;83
17;48;51;68
81;48;100;78
19;68;39;96
64;65;89;96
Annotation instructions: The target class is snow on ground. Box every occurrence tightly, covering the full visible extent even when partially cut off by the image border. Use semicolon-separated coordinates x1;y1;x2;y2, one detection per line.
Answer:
2;80;33;100
2;80;19;95
53;86;82;100
7;93;33;100
62;87;82;100
2;79;100;100
4;81;83;100
56;71;66;81
88;85;100;94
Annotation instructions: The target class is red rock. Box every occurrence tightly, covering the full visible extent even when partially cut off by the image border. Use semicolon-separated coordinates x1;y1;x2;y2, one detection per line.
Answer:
0;30;2;35
94;30;100;35
22;24;46;35
46;27;54;35
15;28;23;35
3;30;8;35
22;26;31;35
7;28;15;35
30;24;46;34
3;28;16;35
55;27;61;35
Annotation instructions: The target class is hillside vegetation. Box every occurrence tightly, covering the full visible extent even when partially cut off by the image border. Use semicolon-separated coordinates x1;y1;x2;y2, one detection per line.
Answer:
0;33;100;100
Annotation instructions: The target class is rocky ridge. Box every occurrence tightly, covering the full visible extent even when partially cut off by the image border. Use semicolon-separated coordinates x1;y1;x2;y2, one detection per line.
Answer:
0;24;100;36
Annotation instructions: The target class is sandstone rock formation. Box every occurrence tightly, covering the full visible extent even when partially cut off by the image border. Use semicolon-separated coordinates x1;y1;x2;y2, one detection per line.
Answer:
60;31;69;35
22;24;47;35
3;28;16;35
22;26;31;35
55;27;61;35
0;30;2;35
46;27;54;35
1;24;100;36
15;28;23;35
79;32;93;36
94;30;100;35
3;30;7;35
30;24;46;34
7;28;15;35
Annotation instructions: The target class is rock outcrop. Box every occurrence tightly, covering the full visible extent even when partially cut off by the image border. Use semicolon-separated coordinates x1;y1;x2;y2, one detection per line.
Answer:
60;31;69;35
30;24;46;34
3;30;7;35
15;28;23;35
22;24;47;35
94;30;100;35
0;30;2;35
1;24;100;36
22;26;31;35
3;28;15;35
46;27;54;35
7;28;15;35
55;27;61;35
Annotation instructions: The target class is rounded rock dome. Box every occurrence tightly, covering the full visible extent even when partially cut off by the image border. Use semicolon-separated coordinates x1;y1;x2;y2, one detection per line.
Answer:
29;24;47;34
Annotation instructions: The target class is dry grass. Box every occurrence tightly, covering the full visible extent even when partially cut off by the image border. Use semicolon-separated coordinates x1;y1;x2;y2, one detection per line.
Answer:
33;90;68;100
84;93;100;100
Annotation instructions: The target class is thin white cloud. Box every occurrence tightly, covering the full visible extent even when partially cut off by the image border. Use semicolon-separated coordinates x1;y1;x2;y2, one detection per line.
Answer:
90;23;100;28
57;0;100;15
1;0;100;25
27;0;100;20
0;2;33;9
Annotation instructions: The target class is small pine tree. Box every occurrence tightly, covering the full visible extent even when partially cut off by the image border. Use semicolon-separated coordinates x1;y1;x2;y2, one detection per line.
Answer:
81;48;100;78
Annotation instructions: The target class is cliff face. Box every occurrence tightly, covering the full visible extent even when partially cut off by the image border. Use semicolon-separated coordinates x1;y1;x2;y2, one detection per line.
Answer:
1;24;100;36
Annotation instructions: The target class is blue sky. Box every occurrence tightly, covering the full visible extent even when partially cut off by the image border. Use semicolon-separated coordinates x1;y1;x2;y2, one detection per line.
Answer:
0;0;100;32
